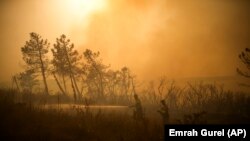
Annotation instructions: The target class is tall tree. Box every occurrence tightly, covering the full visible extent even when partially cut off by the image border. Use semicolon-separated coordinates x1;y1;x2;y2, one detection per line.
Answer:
105;70;120;97
52;34;81;101
21;32;50;95
237;48;250;78
51;35;69;95
83;49;108;98
120;67;131;97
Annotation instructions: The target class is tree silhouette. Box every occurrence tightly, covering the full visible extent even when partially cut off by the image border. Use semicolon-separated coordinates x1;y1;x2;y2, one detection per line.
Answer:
120;67;132;98
52;34;81;101
18;69;38;92
83;49;108;99
237;48;250;78
51;35;69;95
21;32;50;95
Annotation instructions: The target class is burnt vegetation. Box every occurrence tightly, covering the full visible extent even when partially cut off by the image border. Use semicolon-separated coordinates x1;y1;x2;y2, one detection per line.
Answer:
0;33;249;141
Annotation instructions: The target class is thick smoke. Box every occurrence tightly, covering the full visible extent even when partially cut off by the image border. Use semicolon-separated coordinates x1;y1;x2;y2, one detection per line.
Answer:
0;0;249;82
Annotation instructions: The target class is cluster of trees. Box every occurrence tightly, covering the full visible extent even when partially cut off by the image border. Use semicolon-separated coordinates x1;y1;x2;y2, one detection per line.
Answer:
14;32;137;103
12;32;249;104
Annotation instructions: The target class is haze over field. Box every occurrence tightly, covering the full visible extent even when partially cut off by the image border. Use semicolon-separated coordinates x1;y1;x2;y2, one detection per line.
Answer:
0;0;249;83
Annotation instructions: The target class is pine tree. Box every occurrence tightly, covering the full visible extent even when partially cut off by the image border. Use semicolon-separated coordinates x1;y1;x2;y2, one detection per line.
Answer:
52;34;81;102
21;32;50;95
83;49;109;99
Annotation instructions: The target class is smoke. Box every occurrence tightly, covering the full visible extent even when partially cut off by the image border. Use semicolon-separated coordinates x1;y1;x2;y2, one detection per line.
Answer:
83;0;250;80
0;0;249;82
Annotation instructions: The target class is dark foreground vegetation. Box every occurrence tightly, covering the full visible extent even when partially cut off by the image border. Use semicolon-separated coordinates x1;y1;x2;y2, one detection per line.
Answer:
0;89;162;141
0;82;250;141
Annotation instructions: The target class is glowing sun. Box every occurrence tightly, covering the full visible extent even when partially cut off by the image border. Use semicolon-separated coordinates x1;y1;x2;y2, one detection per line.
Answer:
67;0;107;19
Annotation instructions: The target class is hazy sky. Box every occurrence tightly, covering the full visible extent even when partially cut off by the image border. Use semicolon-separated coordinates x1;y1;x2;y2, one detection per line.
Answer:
0;0;249;82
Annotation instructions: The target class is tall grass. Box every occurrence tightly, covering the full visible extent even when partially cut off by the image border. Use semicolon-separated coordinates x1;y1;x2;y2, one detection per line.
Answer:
0;89;162;141
0;82;249;140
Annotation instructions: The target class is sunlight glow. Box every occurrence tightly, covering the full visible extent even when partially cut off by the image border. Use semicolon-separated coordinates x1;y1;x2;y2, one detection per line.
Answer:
56;0;108;47
67;0;107;19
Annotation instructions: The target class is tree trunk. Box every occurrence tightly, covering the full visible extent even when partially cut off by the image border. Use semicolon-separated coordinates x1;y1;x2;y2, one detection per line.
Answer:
63;45;81;101
99;73;104;97
92;63;104;98
62;74;67;94
53;72;66;95
41;68;49;95
72;74;81;100
38;49;49;95
70;75;77;103
13;76;20;92
131;77;136;95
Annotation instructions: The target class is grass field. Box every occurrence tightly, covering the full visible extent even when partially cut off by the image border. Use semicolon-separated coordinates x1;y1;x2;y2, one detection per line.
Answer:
0;84;249;141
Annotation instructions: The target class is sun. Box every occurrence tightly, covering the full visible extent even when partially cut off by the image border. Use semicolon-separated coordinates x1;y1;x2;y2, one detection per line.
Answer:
67;0;107;19
55;0;108;47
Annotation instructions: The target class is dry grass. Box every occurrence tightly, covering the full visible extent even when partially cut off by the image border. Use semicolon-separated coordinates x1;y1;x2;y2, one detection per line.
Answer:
0;84;249;140
0;89;162;141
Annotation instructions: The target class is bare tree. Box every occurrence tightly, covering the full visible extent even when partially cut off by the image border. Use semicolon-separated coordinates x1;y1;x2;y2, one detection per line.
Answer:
237;48;250;78
105;70;119;97
158;77;167;100
21;32;50;95
120;67;131;98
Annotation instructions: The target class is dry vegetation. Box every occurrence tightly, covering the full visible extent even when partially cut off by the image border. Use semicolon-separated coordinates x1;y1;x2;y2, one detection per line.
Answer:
0;81;249;140
0;89;162;141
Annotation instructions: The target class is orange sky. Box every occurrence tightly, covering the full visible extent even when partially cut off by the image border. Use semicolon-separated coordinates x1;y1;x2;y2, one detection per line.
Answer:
0;0;249;83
